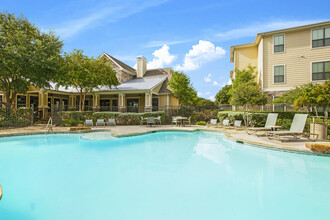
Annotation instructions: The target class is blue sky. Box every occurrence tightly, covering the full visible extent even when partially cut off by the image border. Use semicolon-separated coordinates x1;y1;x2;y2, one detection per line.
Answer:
3;0;330;100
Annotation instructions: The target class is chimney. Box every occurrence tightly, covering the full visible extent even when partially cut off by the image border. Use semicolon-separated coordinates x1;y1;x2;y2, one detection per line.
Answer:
137;56;147;78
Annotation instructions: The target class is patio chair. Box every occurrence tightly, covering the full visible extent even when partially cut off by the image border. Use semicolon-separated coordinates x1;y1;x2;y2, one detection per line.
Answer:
208;119;218;127
84;119;93;127
246;113;278;136
107;118;116;126
156;116;161;126
96;119;105;127
147;117;155;127
172;116;178;126
267;114;317;142
140;117;147;125
231;120;242;130
184;116;191;126
219;119;230;128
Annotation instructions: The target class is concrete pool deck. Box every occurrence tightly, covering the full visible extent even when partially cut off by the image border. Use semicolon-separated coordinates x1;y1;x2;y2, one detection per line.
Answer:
0;125;327;154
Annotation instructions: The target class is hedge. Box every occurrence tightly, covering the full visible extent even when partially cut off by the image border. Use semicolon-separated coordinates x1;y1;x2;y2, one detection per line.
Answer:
0;107;33;127
59;111;165;126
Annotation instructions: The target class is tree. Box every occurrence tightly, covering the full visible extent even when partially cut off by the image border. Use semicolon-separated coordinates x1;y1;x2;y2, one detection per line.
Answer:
215;84;232;105
0;11;63;111
195;97;216;107
58;49;119;111
230;65;268;110
168;71;197;105
272;87;302;105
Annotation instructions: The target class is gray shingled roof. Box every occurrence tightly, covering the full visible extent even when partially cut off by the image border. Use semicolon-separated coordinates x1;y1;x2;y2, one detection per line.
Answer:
106;53;136;74
103;77;166;91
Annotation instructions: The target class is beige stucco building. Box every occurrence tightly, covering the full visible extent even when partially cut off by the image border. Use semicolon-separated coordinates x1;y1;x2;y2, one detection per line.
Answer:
0;53;179;118
230;21;330;98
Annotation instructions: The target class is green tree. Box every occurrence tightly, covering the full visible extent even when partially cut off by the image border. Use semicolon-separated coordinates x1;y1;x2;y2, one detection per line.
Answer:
195;97;216;107
0;11;63;111
168;71;197;105
58;49;119;111
272;87;302;105
230;65;268;110
215;84;232;104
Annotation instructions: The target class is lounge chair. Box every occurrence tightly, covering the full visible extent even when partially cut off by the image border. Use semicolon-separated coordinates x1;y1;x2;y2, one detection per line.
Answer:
246;113;278;136
267;114;317;141
147;117;155;127
172;117;178;126
107;118;116;126
219;119;230;128
96;119;105;127
84;119;93;127
208;119;218;127
231;120;242;130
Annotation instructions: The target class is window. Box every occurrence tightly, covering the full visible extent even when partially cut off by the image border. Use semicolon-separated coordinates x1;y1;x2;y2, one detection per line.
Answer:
312;28;330;48
126;99;139;113
274;65;285;83
17;95;26;108
312;61;330;81
274;35;284;53
0;95;3;107
152;98;159;111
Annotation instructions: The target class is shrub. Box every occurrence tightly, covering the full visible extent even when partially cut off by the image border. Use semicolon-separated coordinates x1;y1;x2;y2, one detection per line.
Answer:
196;121;207;126
191;109;218;123
0;107;33;127
59;111;165;126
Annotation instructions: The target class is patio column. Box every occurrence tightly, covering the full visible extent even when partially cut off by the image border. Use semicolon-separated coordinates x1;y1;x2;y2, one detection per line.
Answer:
118;93;126;112
145;92;152;112
93;94;100;111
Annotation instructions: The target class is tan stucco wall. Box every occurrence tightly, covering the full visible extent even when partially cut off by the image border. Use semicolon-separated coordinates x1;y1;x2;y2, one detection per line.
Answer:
234;46;258;71
263;27;330;91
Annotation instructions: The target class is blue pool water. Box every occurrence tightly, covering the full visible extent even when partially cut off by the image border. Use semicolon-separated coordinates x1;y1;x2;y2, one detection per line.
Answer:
0;131;329;220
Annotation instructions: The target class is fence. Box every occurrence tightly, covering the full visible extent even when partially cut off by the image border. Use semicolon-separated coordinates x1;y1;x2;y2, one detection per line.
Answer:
0;105;34;128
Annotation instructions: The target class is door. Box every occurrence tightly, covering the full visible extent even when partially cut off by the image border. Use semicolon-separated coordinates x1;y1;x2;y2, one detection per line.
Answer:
111;99;118;112
126;99;139;113
30;96;39;110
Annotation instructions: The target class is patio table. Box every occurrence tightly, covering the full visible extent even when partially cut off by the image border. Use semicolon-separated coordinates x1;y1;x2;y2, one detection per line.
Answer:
176;116;188;127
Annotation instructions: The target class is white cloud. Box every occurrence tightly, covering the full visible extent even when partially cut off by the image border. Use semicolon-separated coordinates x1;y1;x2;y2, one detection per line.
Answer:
212;81;221;86
208;96;215;101
145;44;177;69
175;40;226;72
204;73;212;82
143;40;189;48
215;19;327;41
55;0;169;38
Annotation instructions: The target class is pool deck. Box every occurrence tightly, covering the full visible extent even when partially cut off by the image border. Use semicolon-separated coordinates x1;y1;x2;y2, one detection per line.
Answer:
0;125;327;153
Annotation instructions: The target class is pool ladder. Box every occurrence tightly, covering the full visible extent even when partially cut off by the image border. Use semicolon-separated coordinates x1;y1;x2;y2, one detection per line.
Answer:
0;184;2;200
45;117;53;135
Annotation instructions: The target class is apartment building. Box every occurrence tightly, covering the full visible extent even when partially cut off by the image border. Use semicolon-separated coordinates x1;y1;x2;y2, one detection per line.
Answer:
230;21;330;99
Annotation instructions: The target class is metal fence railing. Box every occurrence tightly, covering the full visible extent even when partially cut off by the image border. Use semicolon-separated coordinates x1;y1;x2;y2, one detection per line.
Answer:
0;105;34;128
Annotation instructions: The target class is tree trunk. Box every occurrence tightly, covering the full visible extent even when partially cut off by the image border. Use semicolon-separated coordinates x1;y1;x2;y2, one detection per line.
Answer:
314;106;319;117
79;90;83;111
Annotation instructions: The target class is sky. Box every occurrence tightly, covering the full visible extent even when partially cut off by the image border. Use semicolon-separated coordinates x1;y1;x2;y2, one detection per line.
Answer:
2;0;330;100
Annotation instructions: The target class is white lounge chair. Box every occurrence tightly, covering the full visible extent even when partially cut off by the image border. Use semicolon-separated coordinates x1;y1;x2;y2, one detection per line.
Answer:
208;119;218;126
107;118;116;126
84;119;93;127
96;119;105;127
220;119;230;128
231;120;242;130
267;114;317;141
246;113;278;136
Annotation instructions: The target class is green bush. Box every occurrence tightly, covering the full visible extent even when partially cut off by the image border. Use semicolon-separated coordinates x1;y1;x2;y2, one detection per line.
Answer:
196;121;207;126
0;107;33;127
191;109;218;123
59;111;165;126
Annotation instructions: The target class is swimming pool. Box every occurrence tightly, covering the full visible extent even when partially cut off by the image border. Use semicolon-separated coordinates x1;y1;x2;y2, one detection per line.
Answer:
0;131;329;220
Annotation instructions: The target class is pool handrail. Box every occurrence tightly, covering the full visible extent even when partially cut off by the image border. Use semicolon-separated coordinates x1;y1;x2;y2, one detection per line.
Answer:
45;117;52;135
